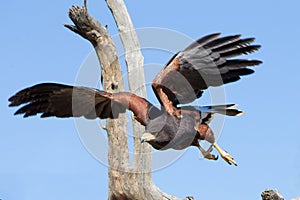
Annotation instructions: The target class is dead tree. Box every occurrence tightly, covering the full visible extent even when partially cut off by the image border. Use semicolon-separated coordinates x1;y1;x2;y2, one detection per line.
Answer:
65;0;193;199
261;189;284;200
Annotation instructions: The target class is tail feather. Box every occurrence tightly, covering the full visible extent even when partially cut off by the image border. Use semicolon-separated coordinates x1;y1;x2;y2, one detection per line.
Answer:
199;104;244;116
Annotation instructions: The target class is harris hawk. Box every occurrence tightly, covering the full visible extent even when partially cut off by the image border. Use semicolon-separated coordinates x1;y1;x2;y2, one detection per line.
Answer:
9;33;262;165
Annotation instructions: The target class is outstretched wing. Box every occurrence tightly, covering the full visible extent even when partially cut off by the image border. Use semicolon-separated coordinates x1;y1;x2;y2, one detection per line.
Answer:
152;33;262;106
9;83;160;125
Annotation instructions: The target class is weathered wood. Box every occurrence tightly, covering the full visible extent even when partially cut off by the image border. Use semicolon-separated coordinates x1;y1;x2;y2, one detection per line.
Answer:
65;4;130;198
106;0;148;172
261;189;284;200
105;0;159;199
65;1;193;200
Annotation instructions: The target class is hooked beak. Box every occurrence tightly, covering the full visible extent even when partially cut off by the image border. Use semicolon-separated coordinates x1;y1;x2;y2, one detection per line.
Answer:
141;133;156;143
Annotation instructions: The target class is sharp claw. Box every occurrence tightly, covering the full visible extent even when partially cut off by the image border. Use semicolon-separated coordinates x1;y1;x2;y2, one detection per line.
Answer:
204;153;218;161
213;142;237;166
225;156;237;166
198;145;218;161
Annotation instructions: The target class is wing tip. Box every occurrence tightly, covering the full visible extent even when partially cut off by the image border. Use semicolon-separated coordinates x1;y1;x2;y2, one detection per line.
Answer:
8;96;19;107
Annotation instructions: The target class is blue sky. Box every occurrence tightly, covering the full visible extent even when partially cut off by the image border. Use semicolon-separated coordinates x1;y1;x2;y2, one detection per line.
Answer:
1;0;300;200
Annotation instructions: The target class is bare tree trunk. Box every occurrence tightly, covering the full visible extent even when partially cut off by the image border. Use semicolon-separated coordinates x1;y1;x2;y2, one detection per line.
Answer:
65;2;130;199
105;0;148;172
105;0;157;199
65;1;193;200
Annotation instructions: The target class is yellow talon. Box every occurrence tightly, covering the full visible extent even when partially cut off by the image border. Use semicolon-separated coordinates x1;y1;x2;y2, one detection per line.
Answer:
213;142;237;166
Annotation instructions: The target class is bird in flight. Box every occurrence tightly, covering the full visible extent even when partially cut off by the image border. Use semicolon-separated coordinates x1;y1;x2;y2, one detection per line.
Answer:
9;33;262;166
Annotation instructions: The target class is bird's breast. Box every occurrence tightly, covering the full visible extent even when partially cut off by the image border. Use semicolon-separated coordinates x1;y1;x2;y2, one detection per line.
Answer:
160;115;198;150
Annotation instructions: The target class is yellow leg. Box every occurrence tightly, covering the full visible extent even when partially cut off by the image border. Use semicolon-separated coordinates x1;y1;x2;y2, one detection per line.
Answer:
213;142;237;166
198;145;218;160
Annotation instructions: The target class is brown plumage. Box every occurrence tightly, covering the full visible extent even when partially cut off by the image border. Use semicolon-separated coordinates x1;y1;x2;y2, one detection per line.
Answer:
9;33;262;165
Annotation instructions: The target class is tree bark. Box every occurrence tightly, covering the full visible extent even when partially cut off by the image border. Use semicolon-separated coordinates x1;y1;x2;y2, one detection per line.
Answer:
65;3;130;199
64;1;193;200
105;0;149;172
105;0;157;199
261;189;284;200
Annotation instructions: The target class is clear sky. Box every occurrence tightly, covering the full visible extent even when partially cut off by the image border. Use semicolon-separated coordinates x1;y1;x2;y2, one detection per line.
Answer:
1;0;300;200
